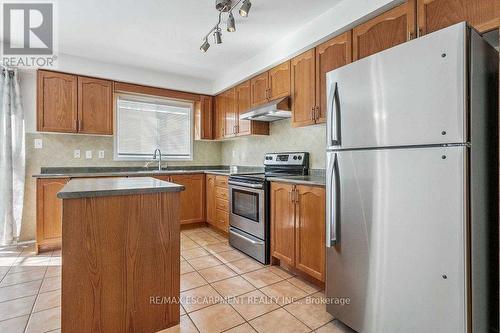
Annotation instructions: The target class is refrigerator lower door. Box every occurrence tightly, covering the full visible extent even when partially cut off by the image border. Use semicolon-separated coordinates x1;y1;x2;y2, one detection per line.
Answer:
326;23;467;150
326;146;467;333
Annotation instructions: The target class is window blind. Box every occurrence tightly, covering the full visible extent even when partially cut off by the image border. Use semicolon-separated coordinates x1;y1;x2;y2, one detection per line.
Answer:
115;95;193;160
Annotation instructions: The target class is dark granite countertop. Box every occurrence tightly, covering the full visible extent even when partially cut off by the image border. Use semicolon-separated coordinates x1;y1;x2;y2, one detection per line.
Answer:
57;177;185;199
268;175;326;187
32;166;257;179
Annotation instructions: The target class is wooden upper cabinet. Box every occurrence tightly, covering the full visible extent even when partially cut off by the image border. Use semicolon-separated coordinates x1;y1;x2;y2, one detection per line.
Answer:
224;88;237;138
214;94;225;139
236;81;251;136
37;70;78;133
295;185;326;282
270;182;296;266
291;49;316;128
195;95;214;140
77;77;113;135
250;72;270;107
418;0;500;35
170;174;205;224
269;61;291;101
206;174;216;225
315;31;352;124
353;2;416;61
36;178;69;252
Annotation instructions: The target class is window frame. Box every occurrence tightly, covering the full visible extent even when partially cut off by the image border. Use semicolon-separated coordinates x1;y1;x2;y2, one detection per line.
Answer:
113;92;194;161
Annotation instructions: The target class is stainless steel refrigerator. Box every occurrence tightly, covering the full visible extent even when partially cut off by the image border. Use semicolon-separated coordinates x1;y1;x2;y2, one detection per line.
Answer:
325;23;498;333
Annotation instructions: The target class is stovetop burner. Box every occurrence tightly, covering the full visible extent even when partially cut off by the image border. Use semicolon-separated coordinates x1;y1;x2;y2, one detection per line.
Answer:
229;152;309;183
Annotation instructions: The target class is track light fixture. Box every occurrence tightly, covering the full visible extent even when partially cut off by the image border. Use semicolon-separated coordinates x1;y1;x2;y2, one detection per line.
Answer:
214;28;223;44
199;0;253;53
239;0;251;17
200;39;210;53
227;12;236;32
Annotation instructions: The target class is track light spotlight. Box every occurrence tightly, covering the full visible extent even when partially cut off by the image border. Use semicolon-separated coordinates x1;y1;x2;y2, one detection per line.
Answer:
227;12;236;32
214;28;223;44
239;0;251;17
200;39;210;53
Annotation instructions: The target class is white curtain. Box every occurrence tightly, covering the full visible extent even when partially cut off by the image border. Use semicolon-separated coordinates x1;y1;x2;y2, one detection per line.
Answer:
0;69;24;246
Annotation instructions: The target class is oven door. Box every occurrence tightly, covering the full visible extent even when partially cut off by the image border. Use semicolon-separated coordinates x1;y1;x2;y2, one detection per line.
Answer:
228;181;265;240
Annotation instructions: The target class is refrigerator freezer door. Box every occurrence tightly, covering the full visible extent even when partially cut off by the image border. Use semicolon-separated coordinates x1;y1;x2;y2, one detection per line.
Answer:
326;23;467;150
326;146;467;333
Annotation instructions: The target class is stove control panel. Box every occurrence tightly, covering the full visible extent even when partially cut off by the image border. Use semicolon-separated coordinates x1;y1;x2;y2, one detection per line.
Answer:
264;152;309;166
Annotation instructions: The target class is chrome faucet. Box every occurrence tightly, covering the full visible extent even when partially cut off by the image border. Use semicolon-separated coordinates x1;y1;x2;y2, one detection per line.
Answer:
153;148;162;171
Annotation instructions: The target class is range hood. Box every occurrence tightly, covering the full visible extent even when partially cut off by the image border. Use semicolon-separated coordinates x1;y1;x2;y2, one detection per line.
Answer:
239;97;291;122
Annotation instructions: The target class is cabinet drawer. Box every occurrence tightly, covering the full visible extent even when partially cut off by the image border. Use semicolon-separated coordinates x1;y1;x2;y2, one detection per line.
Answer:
216;198;229;212
216;208;229;230
216;187;229;200
215;176;228;187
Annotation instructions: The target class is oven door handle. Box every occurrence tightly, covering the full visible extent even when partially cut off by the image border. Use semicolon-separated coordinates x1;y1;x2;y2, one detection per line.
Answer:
228;180;264;189
229;229;265;245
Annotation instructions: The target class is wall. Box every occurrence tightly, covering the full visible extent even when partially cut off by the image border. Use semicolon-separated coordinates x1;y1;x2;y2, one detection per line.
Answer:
221;120;326;169
19;63;220;242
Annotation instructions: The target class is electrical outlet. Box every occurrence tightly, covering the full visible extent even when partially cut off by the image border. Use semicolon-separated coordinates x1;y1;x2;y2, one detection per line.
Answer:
34;139;43;149
74;150;81;159
85;150;92;159
98;150;105;159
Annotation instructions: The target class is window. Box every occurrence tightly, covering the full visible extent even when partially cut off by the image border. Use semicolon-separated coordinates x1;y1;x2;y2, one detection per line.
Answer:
114;94;193;160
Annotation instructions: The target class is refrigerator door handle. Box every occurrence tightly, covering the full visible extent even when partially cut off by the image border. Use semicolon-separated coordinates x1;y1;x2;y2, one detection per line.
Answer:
327;82;341;147
326;153;340;247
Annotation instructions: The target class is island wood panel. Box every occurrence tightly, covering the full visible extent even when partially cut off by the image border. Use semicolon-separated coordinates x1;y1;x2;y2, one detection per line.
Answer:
291;49;317;127
206;174;217;226
36;178;68;253
77;76;113;135
269;61;291;100
270;182;296;266
353;2;416;61
250;71;270;107
37;71;78;133
236;81;252;135
417;0;500;35
61;191;180;333
170;174;205;224
295;185;326;282
315;31;353;124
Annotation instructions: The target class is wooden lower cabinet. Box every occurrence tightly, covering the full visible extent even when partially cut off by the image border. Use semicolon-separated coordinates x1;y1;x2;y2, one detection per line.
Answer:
36;178;69;252
270;182;326;282
295;185;326;281
206;175;230;233
170;174;205;225
270;182;296;266
206;174;217;225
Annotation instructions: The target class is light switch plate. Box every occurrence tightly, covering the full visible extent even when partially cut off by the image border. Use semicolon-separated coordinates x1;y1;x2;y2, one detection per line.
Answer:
34;139;43;149
74;150;81;158
85;150;92;159
98;150;105;159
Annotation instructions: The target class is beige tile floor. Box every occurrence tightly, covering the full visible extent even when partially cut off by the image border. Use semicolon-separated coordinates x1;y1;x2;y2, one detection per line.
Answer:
0;226;354;333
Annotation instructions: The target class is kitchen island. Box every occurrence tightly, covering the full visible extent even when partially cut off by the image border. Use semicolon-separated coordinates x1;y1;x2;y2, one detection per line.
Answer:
57;177;184;333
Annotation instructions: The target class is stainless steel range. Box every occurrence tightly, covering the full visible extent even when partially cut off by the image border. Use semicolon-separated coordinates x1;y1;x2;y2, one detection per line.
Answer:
228;152;309;264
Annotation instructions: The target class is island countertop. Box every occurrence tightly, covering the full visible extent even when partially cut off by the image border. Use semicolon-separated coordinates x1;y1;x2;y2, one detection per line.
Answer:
57;176;185;199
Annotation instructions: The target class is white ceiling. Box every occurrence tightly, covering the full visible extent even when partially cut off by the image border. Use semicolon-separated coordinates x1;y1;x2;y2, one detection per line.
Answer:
56;0;342;82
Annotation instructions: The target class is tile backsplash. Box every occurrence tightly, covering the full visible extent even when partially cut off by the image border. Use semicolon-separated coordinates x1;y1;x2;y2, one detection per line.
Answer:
221;119;326;169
